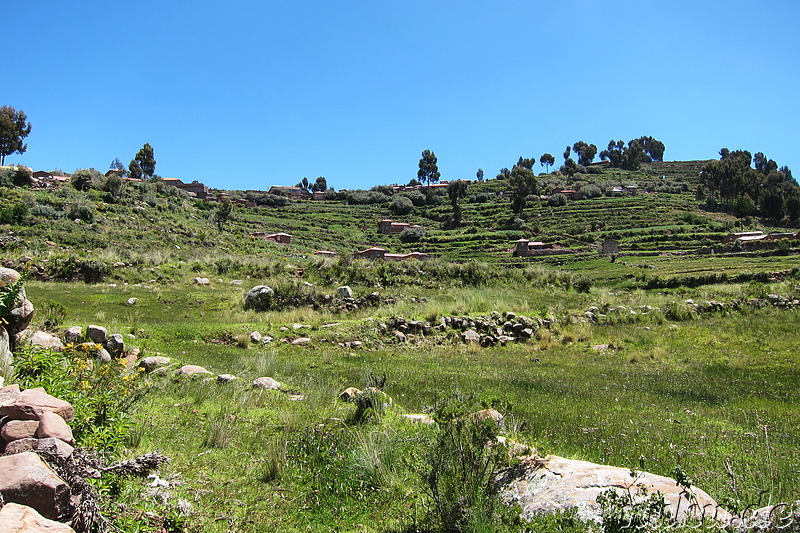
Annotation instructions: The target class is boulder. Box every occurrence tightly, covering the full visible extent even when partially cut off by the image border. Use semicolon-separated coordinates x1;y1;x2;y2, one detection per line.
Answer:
28;331;64;351
4;437;74;459
125;297;138;306
217;374;238;384
253;377;281;390
1;419;40;442
338;387;362;402
0;502;77;533
85;325;107;345
0;383;21;407
401;413;434;424
462;329;481;343
497;454;732;525
0;268;34;336
0;387;74;422
193;277;210;285
249;331;262;343
337;286;353;298
138;356;171;372
0;452;73;520
106;334;124;357
243;285;274;311
35;411;75;446
176;365;212;377
1;326;12;376
97;348;112;363
291;337;311;346
63;326;82;344
473;408;505;426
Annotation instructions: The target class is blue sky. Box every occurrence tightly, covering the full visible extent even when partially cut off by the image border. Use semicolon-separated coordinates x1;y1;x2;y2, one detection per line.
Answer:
7;1;799;191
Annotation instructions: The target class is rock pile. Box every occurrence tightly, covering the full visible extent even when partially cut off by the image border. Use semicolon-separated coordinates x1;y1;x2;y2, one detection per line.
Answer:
381;311;549;347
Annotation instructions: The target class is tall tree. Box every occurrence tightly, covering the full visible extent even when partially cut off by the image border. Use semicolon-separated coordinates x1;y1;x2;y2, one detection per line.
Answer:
417;149;440;185
447;179;469;225
516;157;536;170
572;141;598;166
0;106;32;165
509;165;537;215
214;196;233;230
476;168;484;181
130;143;156;179
311;176;327;192
563;146;571;161
539;153;555;173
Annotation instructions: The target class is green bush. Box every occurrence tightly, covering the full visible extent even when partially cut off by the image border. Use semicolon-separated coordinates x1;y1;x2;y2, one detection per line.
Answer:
399;226;425;243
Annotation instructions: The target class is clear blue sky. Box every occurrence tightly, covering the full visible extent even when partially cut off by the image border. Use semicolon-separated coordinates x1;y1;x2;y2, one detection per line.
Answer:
7;1;799;191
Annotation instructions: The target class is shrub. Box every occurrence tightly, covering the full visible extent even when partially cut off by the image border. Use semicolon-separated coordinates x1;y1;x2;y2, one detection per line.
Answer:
67;199;96;222
420;396;511;532
389;195;413;215
70;168;103;191
548;193;567;207
399;226;425;243
12;343;148;451
0;202;29;224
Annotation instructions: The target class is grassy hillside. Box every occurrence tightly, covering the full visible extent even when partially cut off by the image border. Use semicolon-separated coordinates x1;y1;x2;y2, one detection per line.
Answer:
3;160;800;532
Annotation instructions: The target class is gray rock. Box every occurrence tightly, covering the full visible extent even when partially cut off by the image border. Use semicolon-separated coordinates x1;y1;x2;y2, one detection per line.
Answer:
0;502;77;532
337;286;353;298
498;454;731;525
0;452;73;520
243;285;274;311
462;329;481;343
1;327;12;377
217;374;238;384
86;325;108;345
98;348;112;363
125;297;138;306
177;365;212;377
261;336;273;344
291;337;311;346
107;334;125;357
63;326;82;344
4;437;74;459
0;387;74;422
193;277;210;285
139;356;171;372
249;331;262;343
253;377;281;390
339;387;362;401
28;331;64;351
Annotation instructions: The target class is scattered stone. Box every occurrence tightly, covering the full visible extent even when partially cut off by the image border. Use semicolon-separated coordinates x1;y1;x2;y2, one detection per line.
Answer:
338;387;362;402
279;326;289;332
193;277;210;285
63;326;82;344
0;452;73;520
292;323;311;330
107;334;125;357
85;325;108;345
473;408;504;426
1;327;12;376
35;411;75;446
253;377;281;390
0;387;74;422
462;329;481;343
231;279;243;285
401;413;434;424
217;374;238;384
176;365;212;377
394;330;406;342
291;337;311;346
0;502;77;533
27;331;63;351
497;454;731;525
321;322;339;328
243;285;274;311
592;344;610;351
126;297;138;306
97;348;112;363
249;331;262;343
139;356;171;372
337;286;353;298
261;336;273;344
